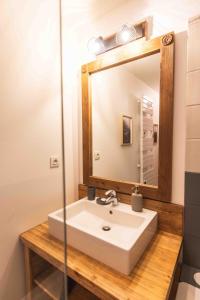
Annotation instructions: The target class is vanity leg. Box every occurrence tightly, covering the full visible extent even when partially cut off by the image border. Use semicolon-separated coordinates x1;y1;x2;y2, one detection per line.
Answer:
24;246;33;300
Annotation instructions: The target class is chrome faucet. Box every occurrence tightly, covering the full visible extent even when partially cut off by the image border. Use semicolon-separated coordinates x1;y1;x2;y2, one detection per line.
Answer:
105;190;119;206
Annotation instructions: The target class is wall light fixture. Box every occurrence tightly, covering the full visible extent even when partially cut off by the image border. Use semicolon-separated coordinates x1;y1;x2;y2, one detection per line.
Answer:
87;37;105;55
87;20;147;56
116;24;137;45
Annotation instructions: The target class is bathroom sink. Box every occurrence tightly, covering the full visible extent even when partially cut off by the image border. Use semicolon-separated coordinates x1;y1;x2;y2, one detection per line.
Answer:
48;198;157;275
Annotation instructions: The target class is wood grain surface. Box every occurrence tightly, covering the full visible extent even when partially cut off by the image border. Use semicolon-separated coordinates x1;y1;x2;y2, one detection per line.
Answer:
20;222;182;300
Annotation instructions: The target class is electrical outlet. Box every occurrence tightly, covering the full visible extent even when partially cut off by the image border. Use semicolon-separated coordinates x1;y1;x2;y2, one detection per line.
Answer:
50;156;59;168
94;151;100;160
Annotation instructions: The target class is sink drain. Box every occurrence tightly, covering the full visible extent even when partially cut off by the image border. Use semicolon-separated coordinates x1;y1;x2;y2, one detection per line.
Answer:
102;225;111;231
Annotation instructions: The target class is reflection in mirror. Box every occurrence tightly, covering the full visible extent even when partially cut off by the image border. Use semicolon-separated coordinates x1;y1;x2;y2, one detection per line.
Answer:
92;53;160;186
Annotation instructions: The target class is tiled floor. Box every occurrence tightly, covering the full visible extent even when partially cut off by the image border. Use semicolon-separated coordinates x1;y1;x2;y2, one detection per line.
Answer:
181;264;200;288
176;282;200;300
176;264;200;300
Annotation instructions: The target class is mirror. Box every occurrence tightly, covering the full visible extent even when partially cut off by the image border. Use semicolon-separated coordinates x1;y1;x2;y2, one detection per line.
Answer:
82;33;174;202
91;53;160;186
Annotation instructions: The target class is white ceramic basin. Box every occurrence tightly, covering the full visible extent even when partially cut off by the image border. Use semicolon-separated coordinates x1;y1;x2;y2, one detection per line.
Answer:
48;198;157;275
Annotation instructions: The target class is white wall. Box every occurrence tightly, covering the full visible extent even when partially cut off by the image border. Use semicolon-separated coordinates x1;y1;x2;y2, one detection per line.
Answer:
92;66;159;183
0;1;62;299
92;68;140;182
61;0;197;205
186;16;200;171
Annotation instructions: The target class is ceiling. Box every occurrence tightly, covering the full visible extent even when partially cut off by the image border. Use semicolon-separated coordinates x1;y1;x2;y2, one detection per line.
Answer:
62;0;200;34
62;0;130;28
122;53;160;92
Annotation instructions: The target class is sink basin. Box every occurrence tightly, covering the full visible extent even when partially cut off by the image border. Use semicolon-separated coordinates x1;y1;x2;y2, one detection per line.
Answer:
48;198;157;275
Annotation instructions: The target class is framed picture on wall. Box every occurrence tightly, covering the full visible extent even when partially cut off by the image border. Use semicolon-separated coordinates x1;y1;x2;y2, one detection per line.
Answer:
153;124;158;144
121;115;132;145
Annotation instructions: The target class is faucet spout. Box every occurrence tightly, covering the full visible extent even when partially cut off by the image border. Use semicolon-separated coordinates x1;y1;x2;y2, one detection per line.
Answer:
105;190;118;206
95;190;119;206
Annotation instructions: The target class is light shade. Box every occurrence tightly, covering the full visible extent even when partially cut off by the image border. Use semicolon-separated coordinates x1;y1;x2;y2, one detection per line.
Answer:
116;24;137;45
87;37;105;55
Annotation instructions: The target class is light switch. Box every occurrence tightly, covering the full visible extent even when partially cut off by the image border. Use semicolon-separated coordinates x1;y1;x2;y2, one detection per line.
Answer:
94;151;100;160
50;156;59;168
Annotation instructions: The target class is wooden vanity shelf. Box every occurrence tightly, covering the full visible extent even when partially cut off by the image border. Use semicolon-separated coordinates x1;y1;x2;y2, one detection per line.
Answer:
34;267;63;300
22;246;98;300
20;222;182;300
34;267;97;300
34;268;99;300
68;285;99;300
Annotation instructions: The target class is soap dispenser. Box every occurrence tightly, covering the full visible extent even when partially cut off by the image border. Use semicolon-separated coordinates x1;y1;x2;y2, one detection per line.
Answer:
131;185;143;212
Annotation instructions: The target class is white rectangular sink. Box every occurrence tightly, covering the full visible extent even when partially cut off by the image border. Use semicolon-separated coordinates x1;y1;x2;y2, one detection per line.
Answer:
48;198;157;275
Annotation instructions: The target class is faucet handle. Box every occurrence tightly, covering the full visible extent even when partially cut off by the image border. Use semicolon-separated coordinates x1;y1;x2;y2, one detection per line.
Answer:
105;190;116;197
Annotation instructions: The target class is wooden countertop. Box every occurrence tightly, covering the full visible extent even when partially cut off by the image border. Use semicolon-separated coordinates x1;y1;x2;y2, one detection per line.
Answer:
20;223;182;300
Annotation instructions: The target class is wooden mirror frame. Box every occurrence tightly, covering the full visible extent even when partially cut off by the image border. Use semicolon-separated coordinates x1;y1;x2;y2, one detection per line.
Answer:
81;32;174;202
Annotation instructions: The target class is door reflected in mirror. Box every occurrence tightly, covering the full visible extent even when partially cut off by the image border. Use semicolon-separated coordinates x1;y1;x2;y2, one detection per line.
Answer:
91;53;160;186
